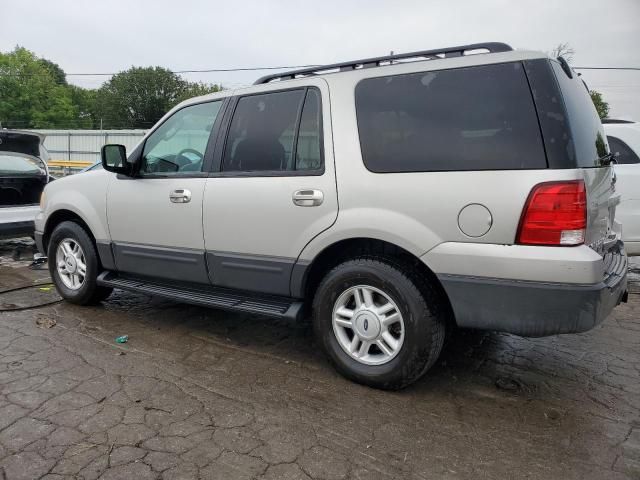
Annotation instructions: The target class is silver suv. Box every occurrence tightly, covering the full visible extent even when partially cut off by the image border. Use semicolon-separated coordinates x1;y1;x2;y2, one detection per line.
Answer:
35;43;628;389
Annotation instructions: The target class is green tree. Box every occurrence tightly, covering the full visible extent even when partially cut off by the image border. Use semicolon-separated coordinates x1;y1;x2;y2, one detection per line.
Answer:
176;81;222;104
68;85;97;128
94;67;223;128
94;67;188;128
0;47;78;128
0;47;224;130
589;90;609;120
38;58;67;86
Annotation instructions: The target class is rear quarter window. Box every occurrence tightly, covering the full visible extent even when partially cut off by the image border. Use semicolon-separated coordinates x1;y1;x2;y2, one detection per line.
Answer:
550;60;608;167
355;62;546;173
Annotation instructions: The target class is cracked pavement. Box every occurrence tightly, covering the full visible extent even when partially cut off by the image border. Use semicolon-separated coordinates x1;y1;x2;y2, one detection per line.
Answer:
0;240;639;479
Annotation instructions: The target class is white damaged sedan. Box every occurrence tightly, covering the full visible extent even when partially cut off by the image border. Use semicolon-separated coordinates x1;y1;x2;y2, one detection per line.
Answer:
0;130;52;239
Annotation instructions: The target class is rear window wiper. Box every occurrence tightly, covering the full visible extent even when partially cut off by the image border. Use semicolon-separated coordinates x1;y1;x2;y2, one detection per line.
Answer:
599;153;617;166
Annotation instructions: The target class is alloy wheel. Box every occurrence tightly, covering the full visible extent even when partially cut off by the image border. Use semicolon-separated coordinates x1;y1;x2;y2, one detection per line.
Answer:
332;285;405;365
55;238;87;290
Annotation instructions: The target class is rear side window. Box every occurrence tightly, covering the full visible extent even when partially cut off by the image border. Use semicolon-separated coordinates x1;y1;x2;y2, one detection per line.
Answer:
355;62;546;172
295;89;323;170
222;88;323;173
607;135;640;164
550;61;608;167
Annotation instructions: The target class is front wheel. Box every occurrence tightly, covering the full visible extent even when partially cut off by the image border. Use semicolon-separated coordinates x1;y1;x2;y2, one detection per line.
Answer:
312;257;445;390
48;221;112;305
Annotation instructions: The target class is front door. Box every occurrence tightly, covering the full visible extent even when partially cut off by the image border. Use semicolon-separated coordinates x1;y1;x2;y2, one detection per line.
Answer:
203;81;338;296
107;99;225;283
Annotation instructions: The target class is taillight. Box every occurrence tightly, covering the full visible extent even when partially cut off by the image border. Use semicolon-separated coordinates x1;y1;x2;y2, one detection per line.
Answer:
516;180;586;246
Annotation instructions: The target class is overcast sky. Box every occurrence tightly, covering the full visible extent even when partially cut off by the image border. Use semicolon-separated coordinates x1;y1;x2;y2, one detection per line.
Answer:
2;0;639;120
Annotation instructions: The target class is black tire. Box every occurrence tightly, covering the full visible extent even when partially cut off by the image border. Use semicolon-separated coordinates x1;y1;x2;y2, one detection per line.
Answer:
47;221;113;305
312;256;445;390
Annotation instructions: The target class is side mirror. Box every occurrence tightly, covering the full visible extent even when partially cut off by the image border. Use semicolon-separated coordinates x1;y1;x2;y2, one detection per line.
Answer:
101;144;133;176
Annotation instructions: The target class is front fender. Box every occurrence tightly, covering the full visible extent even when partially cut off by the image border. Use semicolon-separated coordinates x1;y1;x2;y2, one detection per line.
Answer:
39;171;111;241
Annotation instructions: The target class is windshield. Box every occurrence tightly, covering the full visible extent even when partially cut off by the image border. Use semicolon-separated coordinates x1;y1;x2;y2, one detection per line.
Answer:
0;154;46;175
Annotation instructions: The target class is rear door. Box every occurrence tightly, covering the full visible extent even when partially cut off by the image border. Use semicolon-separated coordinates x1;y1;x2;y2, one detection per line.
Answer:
202;80;337;296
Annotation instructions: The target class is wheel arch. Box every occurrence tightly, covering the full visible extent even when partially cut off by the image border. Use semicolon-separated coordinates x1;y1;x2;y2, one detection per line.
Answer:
295;237;455;326
43;209;97;254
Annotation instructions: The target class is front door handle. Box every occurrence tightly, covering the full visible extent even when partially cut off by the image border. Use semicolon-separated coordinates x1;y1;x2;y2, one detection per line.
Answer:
169;189;191;203
293;189;324;207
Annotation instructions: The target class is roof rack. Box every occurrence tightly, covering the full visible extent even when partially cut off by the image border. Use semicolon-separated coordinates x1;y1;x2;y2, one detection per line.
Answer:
254;42;513;85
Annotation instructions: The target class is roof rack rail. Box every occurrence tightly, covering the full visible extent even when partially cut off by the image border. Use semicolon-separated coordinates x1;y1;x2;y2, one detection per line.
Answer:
254;42;513;85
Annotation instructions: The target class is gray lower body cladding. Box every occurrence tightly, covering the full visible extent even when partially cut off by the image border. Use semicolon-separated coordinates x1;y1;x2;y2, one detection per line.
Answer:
438;245;628;337
206;251;295;296
39;236;628;337
95;242;300;297
36;239;302;296
111;243;210;284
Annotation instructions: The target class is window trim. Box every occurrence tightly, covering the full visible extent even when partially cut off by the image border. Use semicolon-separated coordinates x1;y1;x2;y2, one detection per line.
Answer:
135;97;230;179
211;86;325;178
354;60;549;174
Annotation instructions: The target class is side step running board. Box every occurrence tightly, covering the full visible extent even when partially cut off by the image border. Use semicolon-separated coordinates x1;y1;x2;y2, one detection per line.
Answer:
97;271;304;321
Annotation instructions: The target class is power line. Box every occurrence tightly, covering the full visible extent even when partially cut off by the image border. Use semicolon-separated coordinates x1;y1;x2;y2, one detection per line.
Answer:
1;64;638;81
0;64;319;78
574;67;640;71
69;65;320;76
589;85;640;88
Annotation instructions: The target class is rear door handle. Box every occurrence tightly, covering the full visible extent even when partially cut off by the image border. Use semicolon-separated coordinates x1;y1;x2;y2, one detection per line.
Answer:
292;189;324;207
169;189;191;203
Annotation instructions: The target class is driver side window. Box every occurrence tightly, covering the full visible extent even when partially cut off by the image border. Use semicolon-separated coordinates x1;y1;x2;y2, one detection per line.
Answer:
141;101;222;175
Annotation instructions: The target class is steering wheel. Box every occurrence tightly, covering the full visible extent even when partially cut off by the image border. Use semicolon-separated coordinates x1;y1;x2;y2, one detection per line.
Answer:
174;148;204;169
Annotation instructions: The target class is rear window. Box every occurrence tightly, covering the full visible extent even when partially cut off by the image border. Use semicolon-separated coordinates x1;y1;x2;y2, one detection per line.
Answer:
0;154;46;175
355;62;546;173
550;61;608;167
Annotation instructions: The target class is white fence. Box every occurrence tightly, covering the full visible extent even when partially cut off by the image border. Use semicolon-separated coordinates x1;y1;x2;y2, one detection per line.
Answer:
30;129;147;163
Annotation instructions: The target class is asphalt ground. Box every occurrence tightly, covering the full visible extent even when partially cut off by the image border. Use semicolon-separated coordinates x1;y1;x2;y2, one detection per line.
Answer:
0;238;639;479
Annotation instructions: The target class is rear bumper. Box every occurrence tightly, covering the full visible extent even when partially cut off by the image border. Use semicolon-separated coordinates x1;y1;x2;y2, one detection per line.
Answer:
438;243;628;337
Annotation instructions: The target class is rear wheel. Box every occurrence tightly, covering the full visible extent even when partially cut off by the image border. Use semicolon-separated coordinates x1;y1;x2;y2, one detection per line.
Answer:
312;256;445;390
48;221;112;305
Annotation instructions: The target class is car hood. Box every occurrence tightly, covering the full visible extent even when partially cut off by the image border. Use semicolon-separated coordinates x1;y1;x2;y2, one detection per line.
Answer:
0;130;45;158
